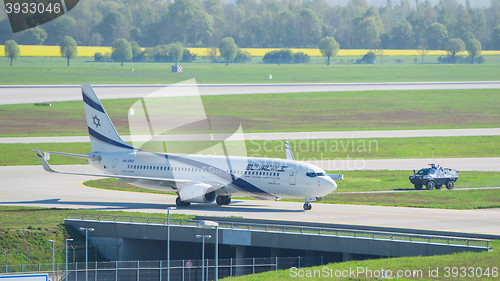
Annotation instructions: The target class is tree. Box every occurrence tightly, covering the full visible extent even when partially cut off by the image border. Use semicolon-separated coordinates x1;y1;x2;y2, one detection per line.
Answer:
466;39;482;64
169;42;184;66
4;40;20;67
111;38;133;66
12;27;47;45
423;22;449;50
445;38;465;63
219;37;237;66
390;21;414;49
417;39;430;65
59;36;78;67
319;37;340;65
491;25;500;50
445;38;465;57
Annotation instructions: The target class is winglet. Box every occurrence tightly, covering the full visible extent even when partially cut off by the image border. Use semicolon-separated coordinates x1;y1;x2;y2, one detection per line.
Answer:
34;148;58;173
285;141;295;161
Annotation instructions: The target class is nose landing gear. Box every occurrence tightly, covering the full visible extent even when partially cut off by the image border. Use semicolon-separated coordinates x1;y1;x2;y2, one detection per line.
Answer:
303;202;312;210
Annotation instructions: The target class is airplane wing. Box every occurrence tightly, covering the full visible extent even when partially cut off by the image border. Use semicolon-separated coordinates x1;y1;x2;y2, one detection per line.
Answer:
34;148;200;187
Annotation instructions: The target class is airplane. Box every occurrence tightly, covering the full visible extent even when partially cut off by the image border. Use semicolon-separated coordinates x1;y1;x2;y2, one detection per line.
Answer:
34;84;340;210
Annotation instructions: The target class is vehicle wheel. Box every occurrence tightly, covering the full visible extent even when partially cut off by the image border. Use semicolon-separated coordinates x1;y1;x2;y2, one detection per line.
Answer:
216;196;224;205
414;184;423;190
446;181;455;190
435;184;442;190
426;181;435;190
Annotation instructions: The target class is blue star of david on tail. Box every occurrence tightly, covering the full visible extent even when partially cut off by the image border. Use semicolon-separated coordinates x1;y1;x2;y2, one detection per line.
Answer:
92;115;101;128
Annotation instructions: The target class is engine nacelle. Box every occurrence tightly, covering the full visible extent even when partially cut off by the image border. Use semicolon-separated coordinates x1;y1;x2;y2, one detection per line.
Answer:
178;184;216;203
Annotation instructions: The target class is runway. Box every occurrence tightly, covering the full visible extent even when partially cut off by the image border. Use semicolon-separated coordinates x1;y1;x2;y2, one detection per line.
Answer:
1;81;500;105
1;165;499;235
1;128;499;143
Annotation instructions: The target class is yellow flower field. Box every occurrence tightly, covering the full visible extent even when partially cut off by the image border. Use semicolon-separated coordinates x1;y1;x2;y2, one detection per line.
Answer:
1;45;500;57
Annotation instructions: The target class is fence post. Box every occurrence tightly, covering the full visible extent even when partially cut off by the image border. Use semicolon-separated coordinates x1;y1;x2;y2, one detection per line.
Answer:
115;261;117;281
57;263;59;281
275;257;278;271
22;264;24;274
159;260;162;281
39;263;40;273
298;256;300;268
75;262;77;281
321;256;323;266
230;258;232;277
137;261;140;281
182;260;184;281
95;261;97;281
252;257;255;274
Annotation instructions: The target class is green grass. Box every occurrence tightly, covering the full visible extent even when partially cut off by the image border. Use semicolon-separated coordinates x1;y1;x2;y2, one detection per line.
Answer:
222;241;500;280
3;136;499;166
1;89;499;137
2;61;500;84
0;206;194;265
83;171;500;210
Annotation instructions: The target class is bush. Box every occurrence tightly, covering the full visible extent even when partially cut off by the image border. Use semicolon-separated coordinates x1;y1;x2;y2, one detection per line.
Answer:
262;49;293;64
293;52;310;63
356;52;376;64
94;52;111;62
180;49;197;62
437;55;484;64
234;49;252;63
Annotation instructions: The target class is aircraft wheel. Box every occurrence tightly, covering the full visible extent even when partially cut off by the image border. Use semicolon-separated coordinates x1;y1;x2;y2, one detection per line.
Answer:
426;181;435;190
224;196;231;205
446;181;455;190
216;196;224;205
303;203;312;210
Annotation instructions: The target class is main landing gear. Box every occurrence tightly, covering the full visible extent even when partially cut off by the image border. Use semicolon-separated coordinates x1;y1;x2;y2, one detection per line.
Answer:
216;195;231;206
175;196;190;207
303;202;312;210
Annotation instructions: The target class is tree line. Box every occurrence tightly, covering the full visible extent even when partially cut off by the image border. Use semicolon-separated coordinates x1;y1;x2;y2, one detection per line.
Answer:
1;0;500;51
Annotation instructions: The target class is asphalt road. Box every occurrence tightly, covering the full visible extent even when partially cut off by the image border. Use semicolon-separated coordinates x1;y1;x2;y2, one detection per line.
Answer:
1;81;500;105
2;128;499;143
1;165;499;236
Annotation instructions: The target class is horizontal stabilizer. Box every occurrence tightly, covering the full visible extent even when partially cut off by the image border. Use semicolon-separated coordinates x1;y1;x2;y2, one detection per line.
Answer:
31;149;101;161
328;174;344;181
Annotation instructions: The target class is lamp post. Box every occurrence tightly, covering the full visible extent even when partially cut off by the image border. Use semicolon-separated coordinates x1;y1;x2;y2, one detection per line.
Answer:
167;207;176;281
4;249;8;274
195;235;211;281
199;221;219;281
48;240;55;281
66;239;74;281
79;227;94;281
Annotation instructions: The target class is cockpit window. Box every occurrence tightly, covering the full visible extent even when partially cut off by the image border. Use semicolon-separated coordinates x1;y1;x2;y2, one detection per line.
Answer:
306;172;326;178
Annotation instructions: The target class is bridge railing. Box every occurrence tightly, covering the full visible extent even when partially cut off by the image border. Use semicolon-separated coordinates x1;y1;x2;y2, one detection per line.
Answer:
66;213;491;249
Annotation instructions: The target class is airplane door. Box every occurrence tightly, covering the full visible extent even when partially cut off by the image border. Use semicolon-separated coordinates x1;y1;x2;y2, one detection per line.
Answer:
289;170;296;185
112;159;118;175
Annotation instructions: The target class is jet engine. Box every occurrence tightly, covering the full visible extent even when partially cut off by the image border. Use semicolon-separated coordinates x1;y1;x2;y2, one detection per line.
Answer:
178;183;216;203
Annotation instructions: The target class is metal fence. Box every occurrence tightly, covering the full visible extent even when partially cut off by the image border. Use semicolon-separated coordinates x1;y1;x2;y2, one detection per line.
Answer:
0;256;322;281
66;213;491;249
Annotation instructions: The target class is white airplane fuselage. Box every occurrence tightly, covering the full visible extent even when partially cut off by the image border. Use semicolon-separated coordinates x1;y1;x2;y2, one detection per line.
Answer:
90;151;337;200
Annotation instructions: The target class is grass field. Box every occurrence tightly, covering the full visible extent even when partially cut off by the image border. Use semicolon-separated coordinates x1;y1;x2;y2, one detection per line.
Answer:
3;136;499;166
222;241;500;280
83;170;500;210
2;61;500;84
0;206;193;265
1;89;499;138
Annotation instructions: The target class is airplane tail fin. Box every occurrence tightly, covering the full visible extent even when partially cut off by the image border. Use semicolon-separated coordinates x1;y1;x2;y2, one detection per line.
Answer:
81;84;133;153
285;141;295;161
